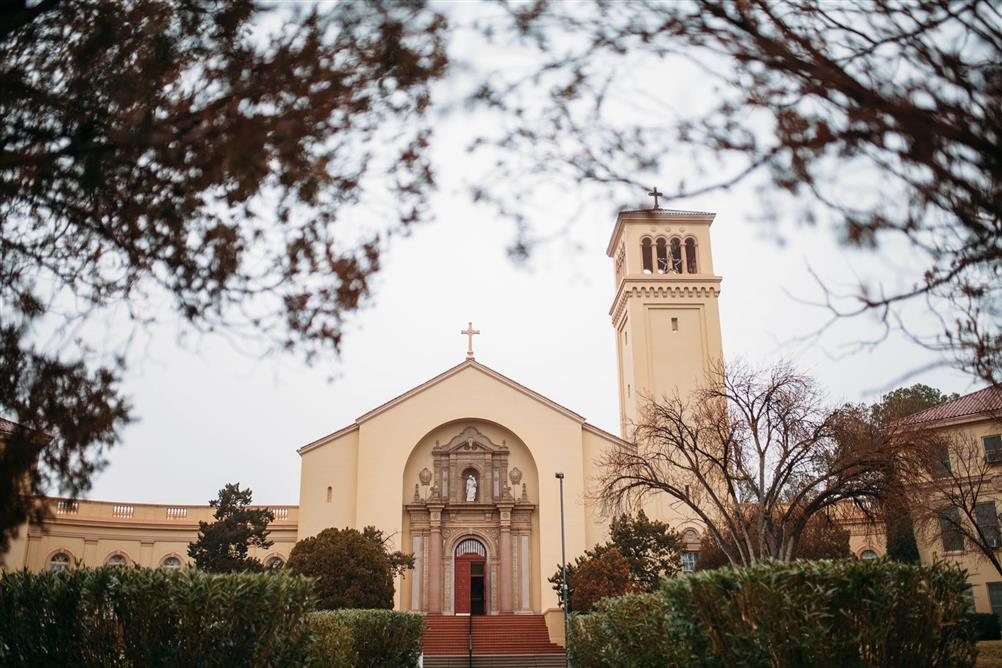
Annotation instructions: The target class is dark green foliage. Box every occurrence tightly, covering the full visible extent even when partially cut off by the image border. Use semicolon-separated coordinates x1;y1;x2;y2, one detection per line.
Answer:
550;511;683;608
871;384;955;564
187;483;273;572
885;507;921;564
608;510;684;591
869;385;959;429
287;526;414;609
964;613;1001;641
306;609;425;667
0;567;315;667
568;559;975;668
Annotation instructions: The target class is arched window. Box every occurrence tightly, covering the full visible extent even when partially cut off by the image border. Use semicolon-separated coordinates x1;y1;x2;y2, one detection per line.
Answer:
670;238;683;273
860;549;879;560
326;486;333;503
48;551;71;573
160;555;183;569
684;238;697;274
655;238;668;274
455;537;487;557
105;553;128;567
265;556;285;570
683;529;699;545
640;238;653;274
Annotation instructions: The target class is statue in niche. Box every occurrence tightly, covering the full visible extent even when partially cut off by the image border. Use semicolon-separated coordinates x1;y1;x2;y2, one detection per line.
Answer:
465;474;477;502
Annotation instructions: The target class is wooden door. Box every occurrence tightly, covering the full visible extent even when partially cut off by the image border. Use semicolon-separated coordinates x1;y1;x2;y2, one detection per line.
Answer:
455;556;472;614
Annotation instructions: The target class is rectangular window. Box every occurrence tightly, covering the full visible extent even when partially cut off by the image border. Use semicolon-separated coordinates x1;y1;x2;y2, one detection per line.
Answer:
988;583;1002;626
976;501;1002;548
681;551;698;573
933;444;952;476
985;435;1002;465
671;317;679;332
940;507;964;552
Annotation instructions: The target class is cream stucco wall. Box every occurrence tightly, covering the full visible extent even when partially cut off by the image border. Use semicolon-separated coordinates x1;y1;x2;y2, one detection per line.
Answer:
296;361;624;613
3;499;298;572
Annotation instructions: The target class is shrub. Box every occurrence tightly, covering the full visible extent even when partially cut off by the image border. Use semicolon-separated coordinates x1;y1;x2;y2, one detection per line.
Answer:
306;609;425;667
568;547;632;613
568;559;976;668
287;526;413;609
965;612;1001;641
0;567;315;667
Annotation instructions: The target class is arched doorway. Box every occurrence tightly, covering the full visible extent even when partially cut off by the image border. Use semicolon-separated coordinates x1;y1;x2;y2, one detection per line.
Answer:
454;537;487;615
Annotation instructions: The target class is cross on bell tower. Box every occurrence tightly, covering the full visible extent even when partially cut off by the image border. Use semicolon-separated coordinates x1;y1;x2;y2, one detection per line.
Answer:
647;186;664;210
461;322;480;360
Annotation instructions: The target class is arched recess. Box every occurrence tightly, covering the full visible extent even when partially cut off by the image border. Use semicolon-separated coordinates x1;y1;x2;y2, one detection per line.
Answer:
104;550;131;567
400;418;541;614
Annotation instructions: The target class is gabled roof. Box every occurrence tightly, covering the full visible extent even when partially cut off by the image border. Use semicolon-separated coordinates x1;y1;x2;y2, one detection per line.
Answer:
298;358;624;455
0;417;17;434
901;385;1002;426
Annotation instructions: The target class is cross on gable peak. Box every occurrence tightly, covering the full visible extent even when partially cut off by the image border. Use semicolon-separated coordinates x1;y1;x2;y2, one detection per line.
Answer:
461;321;480;359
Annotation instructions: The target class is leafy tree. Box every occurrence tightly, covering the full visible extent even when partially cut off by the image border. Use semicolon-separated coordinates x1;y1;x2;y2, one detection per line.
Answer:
566;547;632;614
549;510;683;609
870;385;958;563
0;0;448;551
607;510;684;592
475;1;1001;385
695;513;851;571
286;526;414;610
187;483;273;573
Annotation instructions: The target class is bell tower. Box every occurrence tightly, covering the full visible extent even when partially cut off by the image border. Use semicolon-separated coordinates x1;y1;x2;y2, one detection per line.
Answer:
607;204;724;438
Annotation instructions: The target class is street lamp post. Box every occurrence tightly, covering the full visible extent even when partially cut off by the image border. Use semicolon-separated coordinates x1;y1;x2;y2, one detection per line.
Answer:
555;472;569;667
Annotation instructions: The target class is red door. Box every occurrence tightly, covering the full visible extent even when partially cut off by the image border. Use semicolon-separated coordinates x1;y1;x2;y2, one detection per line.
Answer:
455;556;472;614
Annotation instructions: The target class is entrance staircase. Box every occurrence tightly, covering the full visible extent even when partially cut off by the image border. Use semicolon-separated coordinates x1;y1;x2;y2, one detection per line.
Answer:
422;614;566;668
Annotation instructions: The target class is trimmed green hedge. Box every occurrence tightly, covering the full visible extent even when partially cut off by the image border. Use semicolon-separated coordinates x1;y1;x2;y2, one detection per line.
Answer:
569;559;976;668
306;609;425;667
0;567;315;667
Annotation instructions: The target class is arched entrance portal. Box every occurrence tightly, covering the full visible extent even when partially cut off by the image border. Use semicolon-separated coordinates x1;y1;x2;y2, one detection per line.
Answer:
454;538;487;615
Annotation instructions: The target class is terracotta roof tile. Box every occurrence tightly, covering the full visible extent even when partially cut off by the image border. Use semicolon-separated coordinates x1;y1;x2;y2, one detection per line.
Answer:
0;417;18;434
901;385;1002;425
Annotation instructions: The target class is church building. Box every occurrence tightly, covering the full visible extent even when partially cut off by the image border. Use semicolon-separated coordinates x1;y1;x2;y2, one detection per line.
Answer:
3;205;726;623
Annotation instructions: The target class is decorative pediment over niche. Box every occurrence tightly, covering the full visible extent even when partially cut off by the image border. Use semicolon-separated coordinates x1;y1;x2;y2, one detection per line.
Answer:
434;426;508;455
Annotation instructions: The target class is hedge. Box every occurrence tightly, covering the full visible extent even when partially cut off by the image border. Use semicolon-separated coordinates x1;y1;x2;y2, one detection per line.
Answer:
568;559;977;668
0;567;315;667
306;609;425;667
965;612;1002;641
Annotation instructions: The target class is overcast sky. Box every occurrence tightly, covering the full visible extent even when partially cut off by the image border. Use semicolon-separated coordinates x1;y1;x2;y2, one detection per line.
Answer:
82;7;980;507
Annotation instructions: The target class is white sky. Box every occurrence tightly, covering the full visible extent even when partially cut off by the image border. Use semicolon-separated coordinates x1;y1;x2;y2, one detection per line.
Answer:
82;8;980;507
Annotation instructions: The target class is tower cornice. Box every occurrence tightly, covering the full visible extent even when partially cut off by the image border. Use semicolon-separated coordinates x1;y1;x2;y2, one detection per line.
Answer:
608;276;723;324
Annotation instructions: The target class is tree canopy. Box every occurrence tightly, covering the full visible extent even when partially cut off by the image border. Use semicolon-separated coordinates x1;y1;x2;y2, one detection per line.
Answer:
0;0;448;551
187;482;273;573
598;361;895;567
549;510;683;609
286;526;414;610
473;1;1000;385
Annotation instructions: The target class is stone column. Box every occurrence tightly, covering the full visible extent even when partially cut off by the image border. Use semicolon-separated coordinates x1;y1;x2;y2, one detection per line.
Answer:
428;505;443;614
499;504;513;613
